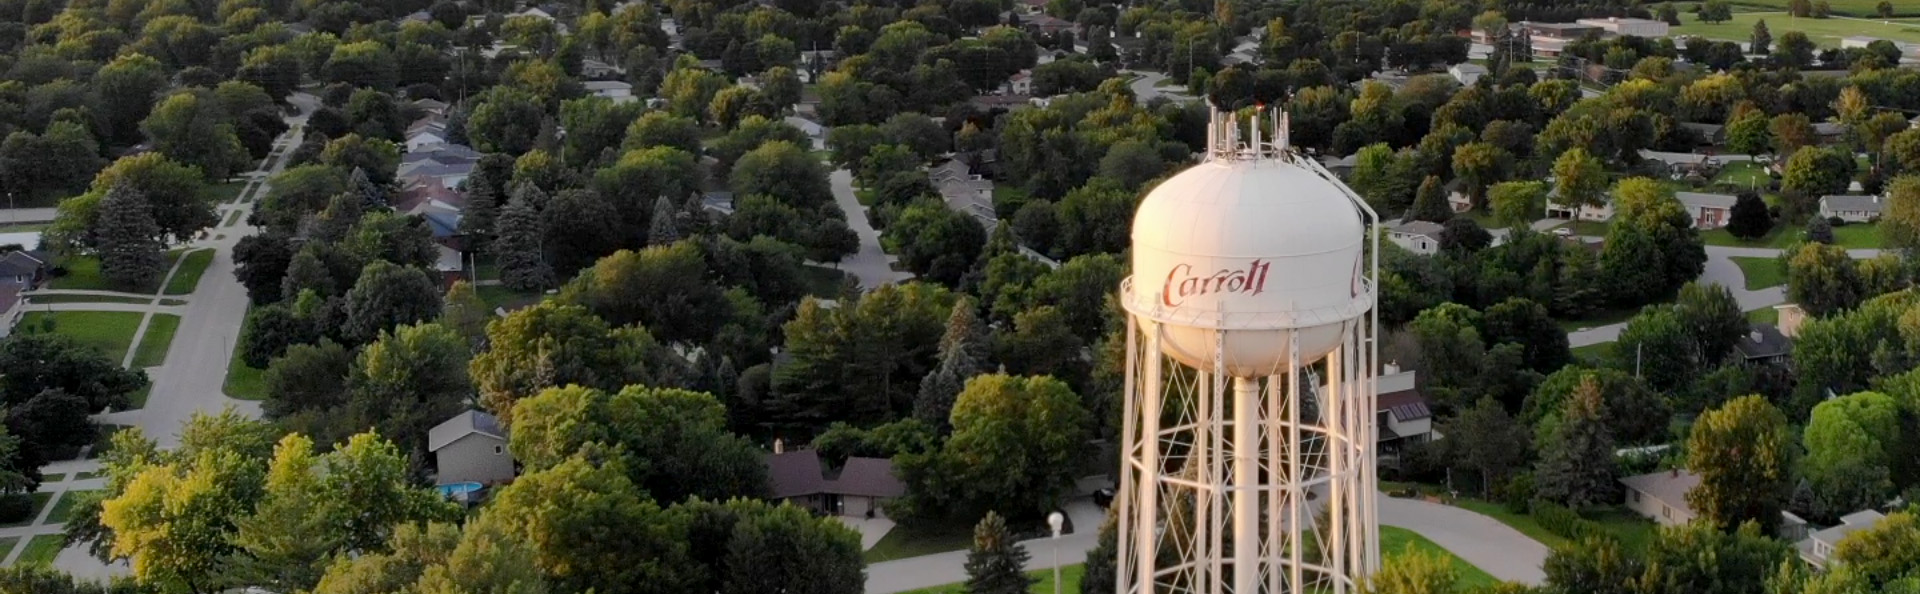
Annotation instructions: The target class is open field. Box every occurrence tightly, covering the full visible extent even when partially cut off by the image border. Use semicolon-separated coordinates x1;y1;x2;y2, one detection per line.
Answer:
18;311;144;363
1728;1;1918;17
1673;12;1920;47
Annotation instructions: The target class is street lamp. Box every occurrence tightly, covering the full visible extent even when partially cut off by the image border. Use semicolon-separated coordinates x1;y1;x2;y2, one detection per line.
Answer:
1047;511;1065;594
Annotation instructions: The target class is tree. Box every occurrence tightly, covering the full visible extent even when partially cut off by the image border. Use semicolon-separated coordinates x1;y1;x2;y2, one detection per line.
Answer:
494;193;553;292
1552;148;1607;209
1535;377;1617;508
342;262;443;345
469;303;666;424
1801;391;1900;521
1688;395;1793;533
885;199;987;287
1783;146;1857;202
1727;112;1772;159
85;153;214;245
1727;191;1771;239
1612;305;1701;393
1408;175;1452;223
1771;113;1818;158
92;53;171;146
345;324;471;463
1363;545;1460;594
1700;0;1734;23
915;298;987;429
142;90;250;181
963;511;1035;594
1775;31;1816;69
1750;19;1772;54
466;87;545;154
479;457;696;594
1450;142;1509;204
559;244;729;345
731;141;832;210
1441;398;1531;498
1489;181;1546;228
905;374;1089;519
509;384;766;504
1882;176;1920;255
102;448;261;592
93;185;166;291
1787;242;1863;317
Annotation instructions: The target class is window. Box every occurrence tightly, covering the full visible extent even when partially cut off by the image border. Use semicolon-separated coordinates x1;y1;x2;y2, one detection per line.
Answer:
1631;490;1640;503
493;445;504;455
1662;505;1671;519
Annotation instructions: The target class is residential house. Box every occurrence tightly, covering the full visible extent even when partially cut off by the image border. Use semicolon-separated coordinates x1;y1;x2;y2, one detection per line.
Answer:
581;58;625;78
783;115;826;149
1734;323;1792;365
399;10;433;24
1678;122;1725;146
399;160;474;190
1018;0;1047;14
1675;191;1737;229
701;191;736;215
1448;62;1488;86
1004;70;1033;95
1545;195;1614;222
428;410;515;485
1387;220;1445;255
1447;188;1474;214
930;160;996;225
403;143;482;167
584;80;635;103
1820;194;1883;223
766;447;907;519
0;285;22;338
1620;469;1699;526
406;116;449;151
1023;13;1075;35
1797;510;1887;570
1812;122;1846;144
0;250;49;289
510;6;556;21
410;98;450;117
422;210;468;282
1575;17;1671;38
395;177;467;216
1375;365;1437;453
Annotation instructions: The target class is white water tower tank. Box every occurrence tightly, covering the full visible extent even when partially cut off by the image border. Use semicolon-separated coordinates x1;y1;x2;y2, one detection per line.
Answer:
1124;116;1371;377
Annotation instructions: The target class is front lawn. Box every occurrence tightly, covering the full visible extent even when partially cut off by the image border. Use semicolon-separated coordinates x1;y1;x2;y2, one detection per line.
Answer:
45;490;97;524
207;180;249;204
1831;222;1883;249
17;533;66;566
50;251;184;293
476;285;545;312
132;314;181;368
1731;256;1786;290
163;249;215;295
1571;342;1612;363
1708;160;1770;189
1448;497;1658;551
1557;306;1641;332
224;308;267;401
24;295;153;305
1700;226;1799;249
1747;307;1781;325
18;311;144;364
0;492;51;528
1560;220;1612;237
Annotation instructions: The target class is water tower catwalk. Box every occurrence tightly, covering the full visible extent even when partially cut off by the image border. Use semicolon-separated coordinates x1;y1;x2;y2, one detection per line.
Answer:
1116;106;1381;594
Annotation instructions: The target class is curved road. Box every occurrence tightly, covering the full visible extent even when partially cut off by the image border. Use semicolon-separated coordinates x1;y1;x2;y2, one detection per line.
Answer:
1566;243;1885;347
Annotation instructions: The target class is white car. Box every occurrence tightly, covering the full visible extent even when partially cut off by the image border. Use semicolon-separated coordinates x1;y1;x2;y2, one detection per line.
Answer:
1552;227;1573;237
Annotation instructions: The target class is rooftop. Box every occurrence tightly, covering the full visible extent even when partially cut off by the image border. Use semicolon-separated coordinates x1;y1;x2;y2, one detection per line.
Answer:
1390;220;1446;239
1620;469;1699;513
1735;323;1791;360
766;449;907;499
1822;194;1884;213
1675;191;1738;210
427;410;505;452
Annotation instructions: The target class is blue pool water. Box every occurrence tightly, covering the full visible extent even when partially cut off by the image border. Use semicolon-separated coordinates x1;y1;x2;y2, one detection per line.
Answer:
437;482;484;498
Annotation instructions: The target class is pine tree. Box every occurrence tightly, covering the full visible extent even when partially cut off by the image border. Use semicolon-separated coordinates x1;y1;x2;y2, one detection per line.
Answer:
348;166;386;209
1408;175;1454;223
680;194;710;235
493;194;553;292
1081;508;1119;594
647;195;680;246
1534;377;1618;508
963;512;1035;594
1727;191;1772;239
1751;19;1772;55
916;298;987;428
94;184;165;291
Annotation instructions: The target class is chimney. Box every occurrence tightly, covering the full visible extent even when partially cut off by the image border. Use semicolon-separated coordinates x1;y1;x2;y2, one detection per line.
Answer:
1750;329;1763;343
1384;361;1401;376
773;438;784;454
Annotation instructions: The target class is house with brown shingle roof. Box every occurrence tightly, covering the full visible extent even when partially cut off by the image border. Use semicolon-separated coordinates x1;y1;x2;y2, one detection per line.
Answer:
766;447;906;519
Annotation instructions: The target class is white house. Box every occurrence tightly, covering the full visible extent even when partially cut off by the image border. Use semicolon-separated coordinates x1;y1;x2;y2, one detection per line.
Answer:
1004;70;1033;95
427;410;515;485
1387;220;1445;255
1448;63;1488;86
1545;197;1614;222
1797;510;1887;570
1820;194;1884;223
583;80;635;103
1575;17;1670;38
1375;365;1436;450
784;115;826;149
1675;191;1738;229
1620;469;1698;526
406;116;449;151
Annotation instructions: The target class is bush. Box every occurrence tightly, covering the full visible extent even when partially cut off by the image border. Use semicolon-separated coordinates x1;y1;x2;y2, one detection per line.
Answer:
0;494;33;524
1530;500;1613;543
1499;473;1536;514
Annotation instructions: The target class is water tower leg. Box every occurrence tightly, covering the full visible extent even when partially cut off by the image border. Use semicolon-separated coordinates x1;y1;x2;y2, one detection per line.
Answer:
1231;376;1260;594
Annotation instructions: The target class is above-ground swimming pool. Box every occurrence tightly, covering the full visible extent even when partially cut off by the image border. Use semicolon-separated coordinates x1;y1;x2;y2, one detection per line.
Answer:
437;482;484;499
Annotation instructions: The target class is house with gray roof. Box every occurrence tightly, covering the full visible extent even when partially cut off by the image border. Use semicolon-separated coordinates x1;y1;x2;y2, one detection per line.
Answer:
1735;323;1792;365
428;410;514;485
1373;365;1436;452
1798;510;1887;570
1621;469;1699;526
1819;194;1884;223
766;447;906;519
1387;220;1445;255
1675;191;1738;229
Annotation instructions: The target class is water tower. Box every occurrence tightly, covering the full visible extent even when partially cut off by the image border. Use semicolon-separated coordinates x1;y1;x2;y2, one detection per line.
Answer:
1115;106;1380;594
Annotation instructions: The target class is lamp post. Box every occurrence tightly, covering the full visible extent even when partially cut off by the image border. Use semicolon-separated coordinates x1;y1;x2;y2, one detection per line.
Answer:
1047;511;1064;594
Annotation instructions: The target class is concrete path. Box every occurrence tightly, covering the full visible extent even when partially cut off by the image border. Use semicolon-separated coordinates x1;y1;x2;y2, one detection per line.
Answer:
827;169;913;291
1378;496;1548;585
0;460;113;572
92;92;318;446
19;302;188;315
0;208;58;224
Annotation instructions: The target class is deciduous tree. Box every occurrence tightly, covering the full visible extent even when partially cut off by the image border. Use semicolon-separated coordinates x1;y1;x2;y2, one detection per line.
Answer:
1687;395;1793;533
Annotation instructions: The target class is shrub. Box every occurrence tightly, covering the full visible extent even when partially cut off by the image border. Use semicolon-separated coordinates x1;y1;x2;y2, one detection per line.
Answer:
1531;500;1613;543
0;494;33;524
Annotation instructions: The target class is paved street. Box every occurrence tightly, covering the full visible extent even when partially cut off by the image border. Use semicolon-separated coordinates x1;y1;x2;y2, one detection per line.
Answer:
866;499;1106;594
0;208;58;224
828;169;913;291
93;92;317;447
1122;70;1195;103
1566;243;1885;347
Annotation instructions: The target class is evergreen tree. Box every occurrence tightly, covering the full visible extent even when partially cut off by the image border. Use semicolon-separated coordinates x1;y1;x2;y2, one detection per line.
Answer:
1727;191;1771;239
913;298;987;429
493;194;553;292
93;185;165;291
348;167;386;209
1751;19;1772;55
1535;377;1617;508
1081;509;1119;594
1407;175;1453;223
679;194;710;236
963;511;1035;594
647;195;680;246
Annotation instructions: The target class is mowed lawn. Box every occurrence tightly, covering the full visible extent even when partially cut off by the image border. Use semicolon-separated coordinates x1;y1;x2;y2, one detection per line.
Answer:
18;311;144;363
132;314;182;368
1673;12;1920;46
163;249;216;295
1725;0;1918;17
1731;256;1786;289
51;251;185;293
17;533;66;566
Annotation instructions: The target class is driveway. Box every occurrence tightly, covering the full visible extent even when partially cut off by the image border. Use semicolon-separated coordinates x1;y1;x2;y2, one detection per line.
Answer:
93;92;318;447
827;169;912;291
1122;70;1195;103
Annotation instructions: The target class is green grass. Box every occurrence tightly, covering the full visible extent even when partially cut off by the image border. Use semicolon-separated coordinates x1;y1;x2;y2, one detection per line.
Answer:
208;180;249;204
896;564;1084;594
0;222;48;233
1449;498;1659;552
0;537;16;562
0;492;52;528
1732;256;1787;290
864;519;977;563
1557;220;1612;237
160;298;186;306
132;314;180;368
18;311;144;363
1831;222;1884;249
1709;161;1771;189
476;285;544;312
993;184;1032;212
87;425;126;459
163;249;215;295
223;209;244;227
1728;0;1917;16
24;295;154;305
1701;225;1801;249
124;383;150;409
74;471;100;481
801;265;852;298
1747;306;1782;324
1572;342;1613;364
39;474;63;484
224;308;267;401
44;490;95;525
1673;11;1920;46
16;534;65;566
50;251;184;293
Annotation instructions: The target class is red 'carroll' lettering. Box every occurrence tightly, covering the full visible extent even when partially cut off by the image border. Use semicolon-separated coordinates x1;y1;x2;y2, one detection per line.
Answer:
1162;260;1271;307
